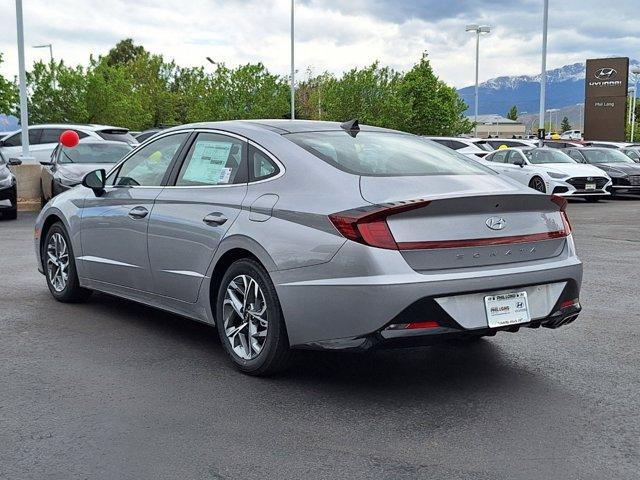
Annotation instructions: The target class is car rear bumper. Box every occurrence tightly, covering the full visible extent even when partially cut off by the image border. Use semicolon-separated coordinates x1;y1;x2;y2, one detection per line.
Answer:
273;237;583;349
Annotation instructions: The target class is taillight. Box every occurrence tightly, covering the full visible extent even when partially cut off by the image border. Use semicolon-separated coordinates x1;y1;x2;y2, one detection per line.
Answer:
551;195;572;235
328;200;431;250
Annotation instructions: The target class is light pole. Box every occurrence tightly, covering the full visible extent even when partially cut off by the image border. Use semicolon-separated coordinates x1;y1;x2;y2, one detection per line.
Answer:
538;0;549;147
630;68;640;141
290;0;295;120
15;0;31;160
628;88;634;127
546;108;558;135
34;43;55;88
576;103;584;135
466;24;491;137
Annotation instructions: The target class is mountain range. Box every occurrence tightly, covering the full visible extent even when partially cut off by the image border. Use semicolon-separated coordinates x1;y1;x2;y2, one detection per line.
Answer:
457;60;640;124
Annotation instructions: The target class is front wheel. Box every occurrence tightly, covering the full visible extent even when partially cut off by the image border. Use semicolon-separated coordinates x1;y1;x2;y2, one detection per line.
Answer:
216;258;292;376
42;222;92;302
528;176;546;193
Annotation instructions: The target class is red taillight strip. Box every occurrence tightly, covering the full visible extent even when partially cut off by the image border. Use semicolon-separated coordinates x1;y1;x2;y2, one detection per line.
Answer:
397;229;568;250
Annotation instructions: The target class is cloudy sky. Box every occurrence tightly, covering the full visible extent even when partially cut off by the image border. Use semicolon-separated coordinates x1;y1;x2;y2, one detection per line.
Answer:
0;0;637;88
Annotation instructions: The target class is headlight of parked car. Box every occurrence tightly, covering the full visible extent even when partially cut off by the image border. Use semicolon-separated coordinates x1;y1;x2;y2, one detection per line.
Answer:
0;175;14;188
546;171;567;179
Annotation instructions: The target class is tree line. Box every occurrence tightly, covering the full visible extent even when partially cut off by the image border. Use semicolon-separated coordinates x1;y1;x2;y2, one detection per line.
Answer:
0;39;473;135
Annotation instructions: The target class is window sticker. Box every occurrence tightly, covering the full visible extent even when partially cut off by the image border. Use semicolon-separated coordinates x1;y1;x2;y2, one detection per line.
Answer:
182;140;233;184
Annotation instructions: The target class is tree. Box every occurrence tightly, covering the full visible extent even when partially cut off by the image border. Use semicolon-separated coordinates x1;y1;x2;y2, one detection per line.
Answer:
506;105;518;120
0;53;18;115
105;39;147;66
561;116;571;132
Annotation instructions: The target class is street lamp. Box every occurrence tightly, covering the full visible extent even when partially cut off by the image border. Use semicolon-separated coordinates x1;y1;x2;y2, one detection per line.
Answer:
15;0;32;160
290;0;295;120
466;24;491;137
546;108;559;134
576;103;584;135
538;0;549;147
33;43;55;89
630;67;640;141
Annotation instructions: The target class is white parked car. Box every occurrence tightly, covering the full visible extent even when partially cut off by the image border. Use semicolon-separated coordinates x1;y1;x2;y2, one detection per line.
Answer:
425;136;493;159
0;124;138;164
482;147;611;201
560;130;583;140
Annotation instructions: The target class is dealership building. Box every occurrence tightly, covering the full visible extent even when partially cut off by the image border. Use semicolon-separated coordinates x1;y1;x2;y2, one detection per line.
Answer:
468;114;527;138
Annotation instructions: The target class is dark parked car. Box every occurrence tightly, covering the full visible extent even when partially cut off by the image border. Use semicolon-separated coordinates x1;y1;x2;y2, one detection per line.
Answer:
563;147;640;195
0;150;21;219
40;140;132;203
620;147;640;163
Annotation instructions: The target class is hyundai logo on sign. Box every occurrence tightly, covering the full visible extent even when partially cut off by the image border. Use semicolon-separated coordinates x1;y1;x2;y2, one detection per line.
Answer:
594;67;617;80
485;217;507;231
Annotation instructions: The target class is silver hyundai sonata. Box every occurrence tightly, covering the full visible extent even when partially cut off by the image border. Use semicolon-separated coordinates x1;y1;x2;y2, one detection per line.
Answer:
35;120;583;375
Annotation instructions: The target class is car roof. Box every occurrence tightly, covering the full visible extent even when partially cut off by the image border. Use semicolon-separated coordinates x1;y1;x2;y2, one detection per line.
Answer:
163;119;403;136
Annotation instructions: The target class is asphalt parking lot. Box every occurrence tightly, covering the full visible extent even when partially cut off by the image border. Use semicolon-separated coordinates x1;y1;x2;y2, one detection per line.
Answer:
1;199;639;480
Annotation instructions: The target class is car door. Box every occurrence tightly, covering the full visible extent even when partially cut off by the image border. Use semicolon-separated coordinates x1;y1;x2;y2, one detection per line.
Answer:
505;150;534;184
147;131;249;303
79;132;190;292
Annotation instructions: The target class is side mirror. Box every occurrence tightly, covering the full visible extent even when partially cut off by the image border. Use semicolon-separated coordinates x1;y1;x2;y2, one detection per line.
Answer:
8;158;22;166
82;169;106;195
39;160;53;166
514;158;525;167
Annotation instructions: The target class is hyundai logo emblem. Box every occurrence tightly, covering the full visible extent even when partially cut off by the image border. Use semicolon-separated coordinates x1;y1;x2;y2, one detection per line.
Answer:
485;217;507;231
594;67;617;80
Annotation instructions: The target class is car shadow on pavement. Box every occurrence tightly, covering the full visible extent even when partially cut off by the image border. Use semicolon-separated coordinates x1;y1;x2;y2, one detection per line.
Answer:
84;291;541;402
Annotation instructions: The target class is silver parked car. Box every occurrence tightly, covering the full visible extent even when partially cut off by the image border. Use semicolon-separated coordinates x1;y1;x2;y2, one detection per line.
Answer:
40;140;132;204
34;120;583;375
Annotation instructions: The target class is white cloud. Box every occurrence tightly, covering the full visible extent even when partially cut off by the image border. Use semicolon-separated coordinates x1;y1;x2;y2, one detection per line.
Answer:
0;0;639;89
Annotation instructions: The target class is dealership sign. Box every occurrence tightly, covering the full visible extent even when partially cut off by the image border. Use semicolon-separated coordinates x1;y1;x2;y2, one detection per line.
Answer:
584;57;629;141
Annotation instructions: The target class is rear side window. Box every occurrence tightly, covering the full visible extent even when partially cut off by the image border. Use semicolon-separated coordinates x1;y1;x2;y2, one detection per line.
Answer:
448;140;468;150
249;145;279;181
40;128;68;144
286;131;493;177
176;133;246;186
96;129;137;144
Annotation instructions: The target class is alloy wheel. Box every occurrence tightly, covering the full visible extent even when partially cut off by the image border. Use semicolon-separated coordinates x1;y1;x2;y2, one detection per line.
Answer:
46;233;69;292
223;274;269;360
530;177;546;192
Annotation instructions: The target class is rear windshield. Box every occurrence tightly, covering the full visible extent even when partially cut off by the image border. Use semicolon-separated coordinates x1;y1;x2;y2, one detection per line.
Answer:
524;149;575;164
59;143;132;164
96;130;138;144
286;131;493;176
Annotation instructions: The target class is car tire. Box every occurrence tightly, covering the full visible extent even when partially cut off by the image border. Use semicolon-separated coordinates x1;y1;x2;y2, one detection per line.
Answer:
4;208;17;220
528;176;546;193
42;222;92;303
216;258;292;376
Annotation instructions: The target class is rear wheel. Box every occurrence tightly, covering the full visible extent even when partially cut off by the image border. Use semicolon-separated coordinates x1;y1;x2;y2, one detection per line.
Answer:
528;176;546;193
42;222;92;302
216;258;292;376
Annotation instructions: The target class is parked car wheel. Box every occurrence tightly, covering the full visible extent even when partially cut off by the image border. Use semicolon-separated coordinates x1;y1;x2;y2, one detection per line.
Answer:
216;258;292;376
528;176;546;193
42;222;92;302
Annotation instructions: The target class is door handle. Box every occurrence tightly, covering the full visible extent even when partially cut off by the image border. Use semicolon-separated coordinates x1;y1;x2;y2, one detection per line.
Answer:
203;212;228;226
128;206;149;219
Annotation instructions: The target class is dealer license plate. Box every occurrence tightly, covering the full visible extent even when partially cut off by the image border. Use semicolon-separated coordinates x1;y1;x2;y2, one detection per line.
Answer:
585;183;596;190
484;291;530;328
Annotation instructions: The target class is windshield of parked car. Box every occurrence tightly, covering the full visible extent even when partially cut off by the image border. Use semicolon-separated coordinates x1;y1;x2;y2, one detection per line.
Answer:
286;131;494;176
582;149;635;164
59;143;132;164
524;149;575;164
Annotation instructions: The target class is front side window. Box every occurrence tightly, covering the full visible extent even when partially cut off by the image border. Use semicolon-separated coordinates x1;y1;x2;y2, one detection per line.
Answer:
489;151;508;163
286;131;493;176
2;130;40;147
524;149;575;164
111;133;188;186
176;133;246;186
624;149;640;161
